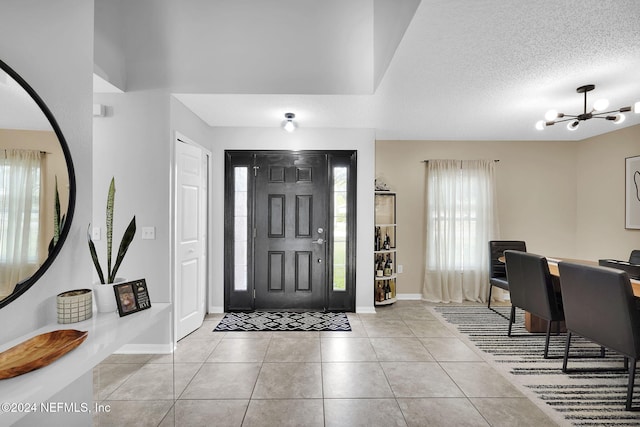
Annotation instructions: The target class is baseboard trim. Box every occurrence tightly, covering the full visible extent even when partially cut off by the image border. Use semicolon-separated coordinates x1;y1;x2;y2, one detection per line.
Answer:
356;306;376;314
396;293;423;300
208;306;224;314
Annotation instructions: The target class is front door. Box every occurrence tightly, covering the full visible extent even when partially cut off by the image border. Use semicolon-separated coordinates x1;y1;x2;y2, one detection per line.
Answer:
224;150;356;312
254;153;327;310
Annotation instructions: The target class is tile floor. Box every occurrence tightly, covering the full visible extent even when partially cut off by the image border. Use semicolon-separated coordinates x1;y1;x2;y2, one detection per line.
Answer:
93;301;559;426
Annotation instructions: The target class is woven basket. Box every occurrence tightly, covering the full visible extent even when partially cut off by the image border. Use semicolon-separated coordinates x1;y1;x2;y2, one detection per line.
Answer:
57;289;93;324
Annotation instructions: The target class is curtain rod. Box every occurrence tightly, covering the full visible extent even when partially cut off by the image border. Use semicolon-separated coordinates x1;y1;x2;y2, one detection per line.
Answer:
1;149;49;154
422;159;499;163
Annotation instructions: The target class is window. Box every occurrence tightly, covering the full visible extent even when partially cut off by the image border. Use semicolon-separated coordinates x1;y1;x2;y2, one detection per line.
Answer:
423;159;498;302
233;166;248;291
0;151;42;264
332;167;347;291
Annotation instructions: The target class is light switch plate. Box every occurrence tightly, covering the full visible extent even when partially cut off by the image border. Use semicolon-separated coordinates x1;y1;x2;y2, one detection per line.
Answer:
92;227;101;240
142;226;156;240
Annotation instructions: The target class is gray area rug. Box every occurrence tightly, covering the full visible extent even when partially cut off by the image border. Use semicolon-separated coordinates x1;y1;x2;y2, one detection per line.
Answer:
213;311;351;332
433;305;640;426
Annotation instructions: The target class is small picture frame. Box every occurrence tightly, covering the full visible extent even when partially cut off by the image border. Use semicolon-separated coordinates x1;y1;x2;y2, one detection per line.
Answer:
626;155;640;229
113;279;152;317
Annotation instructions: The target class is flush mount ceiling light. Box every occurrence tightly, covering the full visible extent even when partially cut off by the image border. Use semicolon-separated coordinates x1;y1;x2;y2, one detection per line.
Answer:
282;112;296;132
536;85;640;131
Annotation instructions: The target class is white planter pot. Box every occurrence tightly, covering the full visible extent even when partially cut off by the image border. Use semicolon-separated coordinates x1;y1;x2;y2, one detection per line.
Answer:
94;279;125;313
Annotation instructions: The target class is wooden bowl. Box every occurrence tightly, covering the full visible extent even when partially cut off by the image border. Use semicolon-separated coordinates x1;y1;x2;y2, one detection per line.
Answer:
0;329;88;379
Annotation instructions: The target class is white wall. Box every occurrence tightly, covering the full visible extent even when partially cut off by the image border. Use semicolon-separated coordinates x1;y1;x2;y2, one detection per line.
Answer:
94;0;127;90
207;127;377;313
0;0;94;343
93;90;172;346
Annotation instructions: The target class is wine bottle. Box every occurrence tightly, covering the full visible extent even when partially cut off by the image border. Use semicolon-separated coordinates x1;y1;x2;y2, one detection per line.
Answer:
376;256;384;277
384;233;390;250
375;227;381;251
383;256;392;276
387;253;393;271
385;282;391;299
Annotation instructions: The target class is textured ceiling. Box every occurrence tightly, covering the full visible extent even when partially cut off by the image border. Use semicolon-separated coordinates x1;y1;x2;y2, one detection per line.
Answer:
95;0;640;141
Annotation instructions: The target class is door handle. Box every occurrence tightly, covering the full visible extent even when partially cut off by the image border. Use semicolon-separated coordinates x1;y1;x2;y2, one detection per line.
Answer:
312;238;325;245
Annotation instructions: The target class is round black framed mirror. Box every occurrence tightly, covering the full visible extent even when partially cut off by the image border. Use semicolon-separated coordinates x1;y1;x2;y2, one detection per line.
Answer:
0;58;76;308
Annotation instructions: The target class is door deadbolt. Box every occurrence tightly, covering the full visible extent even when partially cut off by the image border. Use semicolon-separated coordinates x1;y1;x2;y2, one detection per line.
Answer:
317;227;324;234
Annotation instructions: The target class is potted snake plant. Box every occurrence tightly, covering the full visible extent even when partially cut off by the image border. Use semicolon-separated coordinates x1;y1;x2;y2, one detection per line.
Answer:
88;177;136;312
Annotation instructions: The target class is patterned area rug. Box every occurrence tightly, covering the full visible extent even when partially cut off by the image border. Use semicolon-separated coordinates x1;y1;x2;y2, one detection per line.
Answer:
213;311;351;332
433;305;640;427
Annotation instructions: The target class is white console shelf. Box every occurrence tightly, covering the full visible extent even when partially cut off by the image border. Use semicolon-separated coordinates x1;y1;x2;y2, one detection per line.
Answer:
0;303;171;425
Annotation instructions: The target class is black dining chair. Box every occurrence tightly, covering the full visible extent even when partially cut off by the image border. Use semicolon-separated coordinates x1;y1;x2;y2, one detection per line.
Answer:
558;261;640;411
630;250;640;265
487;240;526;311
504;250;564;358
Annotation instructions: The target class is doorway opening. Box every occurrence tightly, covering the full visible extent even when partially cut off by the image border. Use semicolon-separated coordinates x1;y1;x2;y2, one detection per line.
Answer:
224;150;356;312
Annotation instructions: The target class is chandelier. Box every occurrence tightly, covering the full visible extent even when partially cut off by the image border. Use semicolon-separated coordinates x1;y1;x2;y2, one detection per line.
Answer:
536;84;640;131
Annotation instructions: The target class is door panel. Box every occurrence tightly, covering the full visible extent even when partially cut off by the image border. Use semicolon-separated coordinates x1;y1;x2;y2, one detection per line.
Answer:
254;153;327;310
176;140;207;340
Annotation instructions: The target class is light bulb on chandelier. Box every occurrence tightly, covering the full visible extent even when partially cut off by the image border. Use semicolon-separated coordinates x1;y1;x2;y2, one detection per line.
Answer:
536;84;639;131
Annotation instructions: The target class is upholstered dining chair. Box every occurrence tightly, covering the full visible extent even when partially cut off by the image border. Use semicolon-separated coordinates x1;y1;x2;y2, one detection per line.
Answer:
629;250;640;265
504;250;564;358
487;240;526;310
558;261;640;411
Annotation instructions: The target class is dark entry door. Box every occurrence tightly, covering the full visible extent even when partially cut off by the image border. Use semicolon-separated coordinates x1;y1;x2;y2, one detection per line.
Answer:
253;153;328;310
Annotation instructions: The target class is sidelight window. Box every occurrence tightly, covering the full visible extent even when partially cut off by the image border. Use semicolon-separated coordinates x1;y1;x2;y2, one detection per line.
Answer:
233;166;248;291
332;167;347;291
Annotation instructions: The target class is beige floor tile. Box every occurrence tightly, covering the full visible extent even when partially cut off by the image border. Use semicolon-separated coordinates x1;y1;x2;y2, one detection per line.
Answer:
93;363;144;401
321;337;378;362
403;320;456;337
93;400;173;427
252;362;322;399
362;319;415;337
470;397;560;426
264;337;321;362
419;337;483;361
242;399;324;427
440;362;524;397
173;363;203;397
180;363;261;399
173;337;221;363
397;398;490;427
173;399;248;427
206;338;270;362
323;362;394;398
94;303;566;426
324;398;407;427
108;363;175;400
370;337;435;361
381;362;465;398
180;321;221;340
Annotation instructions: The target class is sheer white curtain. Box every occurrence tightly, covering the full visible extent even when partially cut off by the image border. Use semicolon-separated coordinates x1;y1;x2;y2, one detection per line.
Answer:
422;159;499;303
0;149;42;298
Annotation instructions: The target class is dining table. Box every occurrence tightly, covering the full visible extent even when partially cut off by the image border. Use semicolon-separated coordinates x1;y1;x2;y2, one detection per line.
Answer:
498;256;640;332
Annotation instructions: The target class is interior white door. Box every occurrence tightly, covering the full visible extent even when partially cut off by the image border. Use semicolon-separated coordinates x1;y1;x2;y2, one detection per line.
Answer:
176;138;207;340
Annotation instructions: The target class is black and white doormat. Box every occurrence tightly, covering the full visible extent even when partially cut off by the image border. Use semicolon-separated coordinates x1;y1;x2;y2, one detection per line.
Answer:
433;305;640;426
213;311;351;332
